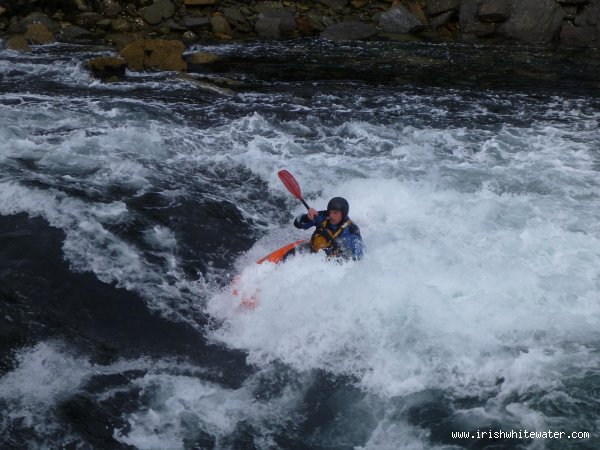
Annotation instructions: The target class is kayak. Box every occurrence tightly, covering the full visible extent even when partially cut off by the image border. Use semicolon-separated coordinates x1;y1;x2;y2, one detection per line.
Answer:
232;239;308;308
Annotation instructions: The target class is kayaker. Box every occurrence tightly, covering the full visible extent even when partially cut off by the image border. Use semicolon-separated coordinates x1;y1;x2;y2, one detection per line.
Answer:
293;197;364;260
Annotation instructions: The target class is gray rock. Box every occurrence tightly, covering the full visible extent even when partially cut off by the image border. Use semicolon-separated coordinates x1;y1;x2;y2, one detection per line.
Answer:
182;16;211;29
560;22;598;46
144;0;175;25
462;19;496;35
76;12;106;29
478;0;510;22
430;10;454;28
86;56;127;81
102;0;122;18
575;1;600;25
223;7;246;24
558;0;589;4
164;19;188;31
315;0;349;12
258;8;296;34
459;0;481;24
321;21;378;40
497;0;565;42
58;25;95;43
75;0;94;12
427;0;459;16
211;15;231;34
112;18;130;31
563;6;578;19
255;17;281;38
20;12;59;33
308;13;327;31
379;6;423;33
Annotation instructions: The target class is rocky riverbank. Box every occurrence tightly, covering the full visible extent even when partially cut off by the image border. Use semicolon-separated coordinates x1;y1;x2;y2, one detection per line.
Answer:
1;0;599;80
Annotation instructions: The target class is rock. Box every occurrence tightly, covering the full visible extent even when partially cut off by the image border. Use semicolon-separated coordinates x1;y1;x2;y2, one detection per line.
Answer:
58;25;95;43
102;0;122;18
351;0;368;8
182;30;197;41
430;10;454;28
211;15;231;34
315;0;349;11
75;0;94;12
575;2;600;26
427;0;459;16
86;56;127;81
462;19;495;35
308;13;327;31
186;52;221;64
459;0;481;24
560;22;598;46
182;16;211;29
111;18;130;31
25;24;55;45
558;0;589;4
0;6;5;17
7;35;32;51
184;0;217;4
144;0;175;25
97;18;113;29
258;8;296;35
563;6;577;19
408;2;428;25
120;39;186;71
255;17;281;38
321;21;378;40
76;12;106;29
478;0;510;23
20;12;59;33
223;7;246;24
163;19;187;31
106;32;145;49
497;0;565;42
379;6;424;33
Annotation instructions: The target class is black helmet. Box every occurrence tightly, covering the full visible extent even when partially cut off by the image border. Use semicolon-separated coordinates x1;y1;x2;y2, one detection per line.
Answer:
327;197;349;219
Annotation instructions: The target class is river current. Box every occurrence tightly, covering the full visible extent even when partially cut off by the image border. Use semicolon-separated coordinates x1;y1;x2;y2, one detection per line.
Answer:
1;38;600;449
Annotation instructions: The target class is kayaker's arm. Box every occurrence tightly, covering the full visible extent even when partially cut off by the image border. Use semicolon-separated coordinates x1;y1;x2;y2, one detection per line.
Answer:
294;210;327;229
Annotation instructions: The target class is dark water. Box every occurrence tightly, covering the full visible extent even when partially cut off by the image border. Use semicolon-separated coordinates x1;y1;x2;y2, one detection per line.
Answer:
1;38;600;449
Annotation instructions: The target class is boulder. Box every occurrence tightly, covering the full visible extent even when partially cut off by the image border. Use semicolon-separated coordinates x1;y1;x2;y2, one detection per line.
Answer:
144;0;175;25
86;56;127;81
462;19;495;35
7;35;32;52
211;15;231;34
119;39;186;71
315;0;349;12
0;6;5;17
111;18;130;31
575;2;600;26
497;0;565;42
186;52;221;64
558;0;590;4
102;0;122;18
106;32;146;49
478;0;510;22
430;10;454;28
76;12;106;29
25;23;55;45
321;21;378;40
184;0;216;4
75;0;94;12
255;17;281;38
379;6;424;33
258;8;296;35
560;22;598;46
58;25;95;43
182;16;211;29
20;12;59;33
460;0;481;24
223;7;246;25
427;0;459;16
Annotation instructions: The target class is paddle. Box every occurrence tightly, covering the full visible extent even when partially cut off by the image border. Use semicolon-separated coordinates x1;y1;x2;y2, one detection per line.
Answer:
278;170;311;211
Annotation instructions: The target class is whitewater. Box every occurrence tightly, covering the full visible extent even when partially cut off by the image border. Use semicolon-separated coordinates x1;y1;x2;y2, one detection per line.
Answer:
1;39;599;449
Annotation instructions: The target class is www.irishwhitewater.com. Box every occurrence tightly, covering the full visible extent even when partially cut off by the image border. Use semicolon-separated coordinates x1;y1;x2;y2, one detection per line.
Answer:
451;430;590;440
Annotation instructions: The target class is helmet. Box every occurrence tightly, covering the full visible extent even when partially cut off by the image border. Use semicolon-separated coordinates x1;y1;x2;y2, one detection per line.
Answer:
327;197;349;219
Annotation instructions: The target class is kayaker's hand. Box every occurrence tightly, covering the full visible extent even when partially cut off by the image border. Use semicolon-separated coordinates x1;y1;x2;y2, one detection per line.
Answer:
307;208;318;221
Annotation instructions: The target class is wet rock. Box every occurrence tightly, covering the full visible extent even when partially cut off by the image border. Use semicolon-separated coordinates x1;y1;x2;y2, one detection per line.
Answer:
58;25;96;43
321;21;378;40
459;0;481;24
211;15;231;34
462;19;495;36
86;56;127;81
379;6;424;33
20;12;59;33
408;2;428;25
76;12;106;29
7;35;32;52
560;22;598;46
427;0;459;16
75;0;94;12
120;39;186;71
106;32;145;49
184;0;217;4
102;0;122;18
563;6;578;20
25;23;55;45
558;0;590;4
223;7;246;25
111;18;130;31
0;6;5;17
497;0;565;42
478;0;510;23
315;0;349;12
258;8;296;35
308;13;327;31
575;2;600;26
144;0;175;25
186;51;221;64
182;30;197;41
97;18;113;29
182;16;211;29
164;19;187;31
255;17;281;37
430;10;454;28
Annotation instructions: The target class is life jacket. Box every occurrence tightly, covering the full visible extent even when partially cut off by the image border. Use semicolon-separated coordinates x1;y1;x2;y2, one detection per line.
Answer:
310;218;352;255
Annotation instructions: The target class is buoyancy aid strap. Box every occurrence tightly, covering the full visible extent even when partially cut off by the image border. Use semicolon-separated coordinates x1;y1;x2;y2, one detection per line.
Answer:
314;219;352;248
